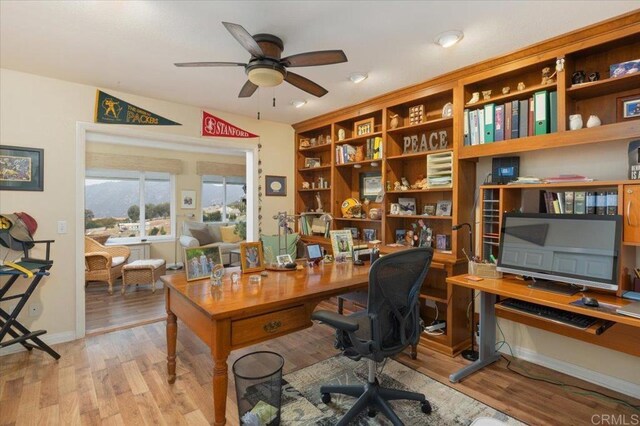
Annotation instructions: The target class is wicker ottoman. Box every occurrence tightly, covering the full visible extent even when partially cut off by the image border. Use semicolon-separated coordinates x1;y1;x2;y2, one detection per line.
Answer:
121;259;166;294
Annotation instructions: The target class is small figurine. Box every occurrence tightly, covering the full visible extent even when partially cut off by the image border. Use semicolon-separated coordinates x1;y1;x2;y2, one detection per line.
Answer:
302;181;310;189
517;82;526;91
386;181;392;191
315;192;323;212
394;181;402;191
389;114;400;129
588;72;600;82
586;114;601;128
572;70;586;84
317;135;324;145
338;128;346;141
411;174;425;189
300;139;310;149
401;177;410;191
541;66;557;85
502;86;510;95
467;92;480;105
482;90;492;101
556;58;565;73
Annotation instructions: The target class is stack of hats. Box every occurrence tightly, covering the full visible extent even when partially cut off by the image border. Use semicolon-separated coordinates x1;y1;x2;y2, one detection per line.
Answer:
0;212;37;251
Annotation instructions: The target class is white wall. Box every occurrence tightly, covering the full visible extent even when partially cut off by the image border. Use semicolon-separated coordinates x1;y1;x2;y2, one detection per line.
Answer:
476;139;640;389
0;68;294;345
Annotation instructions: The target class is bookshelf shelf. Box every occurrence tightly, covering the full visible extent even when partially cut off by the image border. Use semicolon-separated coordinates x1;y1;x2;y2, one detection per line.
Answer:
298;144;332;153
335;131;383;145
459;120;640;159
334;217;381;223
335;159;382;168
297;165;332;172
386;188;452;194
386;214;452;220
566;72;640;100
298;188;331;192
387;117;453;135
420;289;448;304
464;82;557;109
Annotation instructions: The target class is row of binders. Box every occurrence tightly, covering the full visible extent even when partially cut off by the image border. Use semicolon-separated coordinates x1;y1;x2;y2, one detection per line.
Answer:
540;190;617;215
335;137;383;164
464;90;557;146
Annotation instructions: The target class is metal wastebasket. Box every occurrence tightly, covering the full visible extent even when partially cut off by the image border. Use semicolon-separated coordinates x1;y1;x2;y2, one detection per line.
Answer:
233;351;284;425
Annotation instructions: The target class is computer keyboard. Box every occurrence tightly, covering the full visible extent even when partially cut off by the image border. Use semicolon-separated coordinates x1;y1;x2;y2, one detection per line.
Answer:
499;298;598;330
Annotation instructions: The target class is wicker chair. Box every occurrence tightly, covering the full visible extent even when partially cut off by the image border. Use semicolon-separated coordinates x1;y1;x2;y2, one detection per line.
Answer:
84;236;131;294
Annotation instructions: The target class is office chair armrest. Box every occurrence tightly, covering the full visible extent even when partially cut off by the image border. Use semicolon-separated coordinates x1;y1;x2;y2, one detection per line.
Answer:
311;310;359;332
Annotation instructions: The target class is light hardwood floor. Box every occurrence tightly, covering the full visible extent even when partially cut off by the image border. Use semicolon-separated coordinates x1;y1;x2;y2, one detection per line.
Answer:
1;301;638;425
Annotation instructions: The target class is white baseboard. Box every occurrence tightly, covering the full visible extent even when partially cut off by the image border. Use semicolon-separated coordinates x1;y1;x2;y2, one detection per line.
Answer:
498;344;640;399
0;330;76;357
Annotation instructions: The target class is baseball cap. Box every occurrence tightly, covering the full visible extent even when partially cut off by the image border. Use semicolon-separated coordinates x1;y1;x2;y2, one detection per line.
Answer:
0;213;34;250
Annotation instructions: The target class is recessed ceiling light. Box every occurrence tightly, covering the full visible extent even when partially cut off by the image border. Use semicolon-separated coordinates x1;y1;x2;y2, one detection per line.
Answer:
434;30;464;48
349;72;368;84
290;100;307;108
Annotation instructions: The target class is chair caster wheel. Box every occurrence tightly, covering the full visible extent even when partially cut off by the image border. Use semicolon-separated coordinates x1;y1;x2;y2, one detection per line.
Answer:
421;401;432;414
321;393;331;404
367;409;377;418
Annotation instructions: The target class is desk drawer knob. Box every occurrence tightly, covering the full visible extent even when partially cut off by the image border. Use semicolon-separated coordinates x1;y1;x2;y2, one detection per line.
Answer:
263;320;282;333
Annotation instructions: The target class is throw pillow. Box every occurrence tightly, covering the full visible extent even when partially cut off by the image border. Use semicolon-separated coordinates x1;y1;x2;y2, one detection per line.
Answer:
220;225;242;243
189;228;214;246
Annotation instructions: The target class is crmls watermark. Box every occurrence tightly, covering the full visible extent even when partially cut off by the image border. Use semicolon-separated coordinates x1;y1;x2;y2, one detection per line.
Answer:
591;414;640;425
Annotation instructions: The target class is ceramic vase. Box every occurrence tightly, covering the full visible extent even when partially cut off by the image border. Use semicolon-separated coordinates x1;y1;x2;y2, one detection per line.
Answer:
586;115;601;128
569;114;583;130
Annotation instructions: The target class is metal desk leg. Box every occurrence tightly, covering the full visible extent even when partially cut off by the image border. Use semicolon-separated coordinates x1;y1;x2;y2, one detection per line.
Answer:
449;291;500;382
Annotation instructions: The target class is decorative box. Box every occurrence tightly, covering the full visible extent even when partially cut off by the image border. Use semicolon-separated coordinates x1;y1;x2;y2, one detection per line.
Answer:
468;261;503;279
610;59;640;78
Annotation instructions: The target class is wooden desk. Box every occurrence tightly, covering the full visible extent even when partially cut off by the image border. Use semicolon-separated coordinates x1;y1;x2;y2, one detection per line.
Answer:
446;274;640;383
162;262;370;426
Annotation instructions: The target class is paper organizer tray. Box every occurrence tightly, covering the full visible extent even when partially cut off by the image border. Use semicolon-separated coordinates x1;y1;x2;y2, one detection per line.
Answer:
469;261;503;279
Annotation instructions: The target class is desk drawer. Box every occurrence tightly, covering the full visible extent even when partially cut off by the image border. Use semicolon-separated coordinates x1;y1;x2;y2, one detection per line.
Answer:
231;306;309;346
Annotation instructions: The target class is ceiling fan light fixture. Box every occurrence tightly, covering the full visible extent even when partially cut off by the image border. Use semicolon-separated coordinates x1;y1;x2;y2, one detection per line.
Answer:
290;100;307;108
435;30;464;48
349;72;368;84
247;67;284;87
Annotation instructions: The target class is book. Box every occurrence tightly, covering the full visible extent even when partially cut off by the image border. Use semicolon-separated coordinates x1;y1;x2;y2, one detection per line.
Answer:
534;90;549;135
586;191;596;214
549;91;558;133
494;104;504;141
574;191;586;214
511;100;520;139
504;102;512;140
596;191;606;215
463;109;470;146
606;191;618;215
484;103;495;143
478;108;485;144
519;99;529;139
470;110;479;145
557;191;565;214
528;97;534;136
564;191;574;214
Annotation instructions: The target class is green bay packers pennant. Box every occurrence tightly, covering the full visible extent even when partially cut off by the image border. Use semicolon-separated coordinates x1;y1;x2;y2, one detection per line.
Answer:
94;90;181;125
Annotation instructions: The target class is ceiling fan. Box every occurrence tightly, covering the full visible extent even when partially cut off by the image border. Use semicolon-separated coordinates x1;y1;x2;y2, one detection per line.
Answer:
175;22;348;98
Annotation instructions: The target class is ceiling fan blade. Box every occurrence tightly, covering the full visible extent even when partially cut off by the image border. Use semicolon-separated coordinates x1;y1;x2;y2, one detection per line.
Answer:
222;22;264;58
281;50;348;67
174;62;246;67
238;80;259;98
285;72;328;97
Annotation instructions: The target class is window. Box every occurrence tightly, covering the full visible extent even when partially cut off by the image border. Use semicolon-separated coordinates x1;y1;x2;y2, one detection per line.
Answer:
85;169;174;240
202;175;246;223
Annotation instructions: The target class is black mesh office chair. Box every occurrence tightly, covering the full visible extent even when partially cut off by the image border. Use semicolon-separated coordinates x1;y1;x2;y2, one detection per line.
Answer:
312;247;433;425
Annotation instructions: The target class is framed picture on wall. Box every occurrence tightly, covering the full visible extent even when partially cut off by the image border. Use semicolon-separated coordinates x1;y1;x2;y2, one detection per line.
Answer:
0;145;44;191
265;175;287;196
181;190;196;209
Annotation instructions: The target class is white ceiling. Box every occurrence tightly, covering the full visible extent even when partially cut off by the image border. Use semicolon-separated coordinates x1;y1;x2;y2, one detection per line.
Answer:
1;1;638;125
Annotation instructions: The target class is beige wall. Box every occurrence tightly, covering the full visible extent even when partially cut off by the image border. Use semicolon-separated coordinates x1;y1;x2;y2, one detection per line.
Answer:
0;68;294;343
477;139;640;386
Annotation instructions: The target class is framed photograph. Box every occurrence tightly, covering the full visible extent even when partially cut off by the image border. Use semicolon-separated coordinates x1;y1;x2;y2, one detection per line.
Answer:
354;118;374;136
240;242;265;273
617;94;640;122
0;145;44;191
395;229;406;244
343;227;359;239
422;203;437;216
436;234;452;251
436;200;452;216
304;157;321;168
329;229;354;258
181;190;196;209
359;172;382;200
184;246;222;282
363;228;376;242
265;175;287;196
276;254;293;266
398;197;417;215
419;227;433;248
390;203;400;215
305;243;323;262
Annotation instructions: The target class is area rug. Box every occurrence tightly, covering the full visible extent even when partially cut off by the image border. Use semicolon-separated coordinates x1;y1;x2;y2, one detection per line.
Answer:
278;356;525;425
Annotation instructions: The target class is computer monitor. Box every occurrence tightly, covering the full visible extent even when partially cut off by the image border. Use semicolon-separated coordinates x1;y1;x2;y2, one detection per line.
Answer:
497;213;621;292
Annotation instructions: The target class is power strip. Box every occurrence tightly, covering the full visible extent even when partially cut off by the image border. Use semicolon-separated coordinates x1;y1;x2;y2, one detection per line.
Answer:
424;321;446;332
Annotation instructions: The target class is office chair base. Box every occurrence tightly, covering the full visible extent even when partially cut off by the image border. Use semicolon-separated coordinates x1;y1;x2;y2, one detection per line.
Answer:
320;379;431;426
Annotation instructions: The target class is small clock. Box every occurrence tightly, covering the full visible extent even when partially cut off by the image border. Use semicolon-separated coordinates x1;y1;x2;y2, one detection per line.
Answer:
442;102;453;118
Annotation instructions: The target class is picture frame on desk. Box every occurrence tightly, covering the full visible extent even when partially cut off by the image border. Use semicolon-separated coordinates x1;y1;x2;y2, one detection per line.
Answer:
617;94;640;122
398;197;416;215
304;158;321;168
184;246;222;281
436;200;452;216
239;242;265;273
329;229;354;259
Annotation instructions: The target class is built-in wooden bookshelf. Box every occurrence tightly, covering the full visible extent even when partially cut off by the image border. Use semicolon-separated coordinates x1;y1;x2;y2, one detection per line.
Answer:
293;11;640;357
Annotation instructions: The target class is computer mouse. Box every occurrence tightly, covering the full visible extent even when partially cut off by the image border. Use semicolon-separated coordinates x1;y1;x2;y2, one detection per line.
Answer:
582;296;599;307
284;262;297;269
